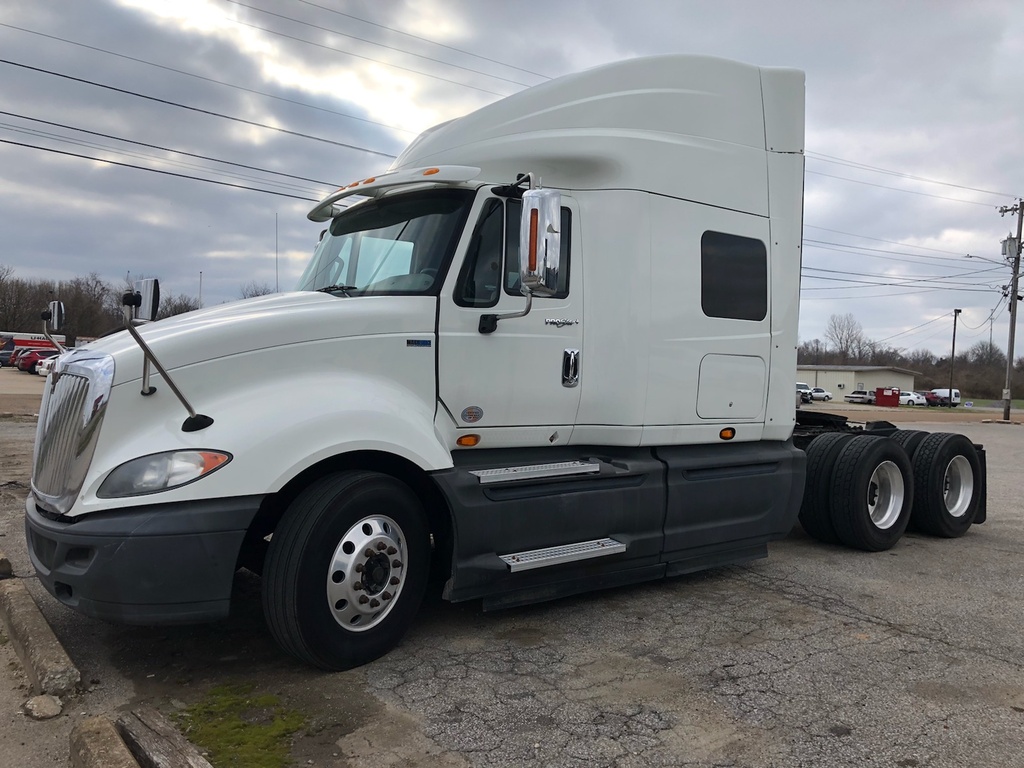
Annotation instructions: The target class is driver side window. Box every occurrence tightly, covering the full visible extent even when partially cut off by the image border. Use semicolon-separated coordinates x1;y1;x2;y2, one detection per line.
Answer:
455;197;572;307
454;199;504;307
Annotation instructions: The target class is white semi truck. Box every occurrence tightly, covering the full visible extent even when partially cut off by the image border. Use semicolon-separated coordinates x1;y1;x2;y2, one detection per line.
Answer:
26;55;985;670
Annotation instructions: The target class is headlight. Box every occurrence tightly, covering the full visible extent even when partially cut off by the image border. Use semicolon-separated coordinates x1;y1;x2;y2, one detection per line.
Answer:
98;451;231;498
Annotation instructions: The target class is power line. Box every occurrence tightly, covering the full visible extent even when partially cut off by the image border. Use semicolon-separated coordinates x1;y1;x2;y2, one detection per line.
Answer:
0;59;398;159
0;121;322;195
226;0;535;89
225;13;512;98
874;314;950;344
0;22;415;135
0;110;339;188
806;170;1001;207
803;238;982;265
0;138;321;201
806;151;1018;198
292;0;552;80
803;224;979;256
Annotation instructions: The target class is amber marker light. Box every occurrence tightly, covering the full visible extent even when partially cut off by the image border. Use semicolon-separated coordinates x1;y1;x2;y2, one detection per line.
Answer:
363;177;376;184
456;434;480;447
423;168;441;176
719;428;736;440
528;209;539;271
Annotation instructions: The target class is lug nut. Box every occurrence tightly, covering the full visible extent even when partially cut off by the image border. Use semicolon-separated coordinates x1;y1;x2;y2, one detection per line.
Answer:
376;542;387;551
369;598;380;608
389;576;400;586
364;548;375;558
386;546;397;555
382;591;392;601
392;559;403;568
354;563;364;573
352;582;363;591
358;595;369;604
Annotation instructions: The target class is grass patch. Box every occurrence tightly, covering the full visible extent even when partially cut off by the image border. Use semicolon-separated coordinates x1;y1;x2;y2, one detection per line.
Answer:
175;683;305;768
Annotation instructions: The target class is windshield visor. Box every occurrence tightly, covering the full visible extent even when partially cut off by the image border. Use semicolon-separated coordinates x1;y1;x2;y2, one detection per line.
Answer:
297;189;474;296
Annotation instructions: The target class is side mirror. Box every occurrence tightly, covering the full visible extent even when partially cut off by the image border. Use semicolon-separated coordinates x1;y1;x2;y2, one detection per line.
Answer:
133;278;161;322
46;300;65;331
519;188;561;297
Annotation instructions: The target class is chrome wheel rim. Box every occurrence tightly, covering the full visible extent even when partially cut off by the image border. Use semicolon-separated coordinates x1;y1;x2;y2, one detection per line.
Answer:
943;455;974;518
326;515;406;632
867;460;904;529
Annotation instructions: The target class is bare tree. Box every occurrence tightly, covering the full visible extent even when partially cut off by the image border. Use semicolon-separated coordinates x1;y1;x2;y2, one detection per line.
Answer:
239;281;275;299
824;313;864;364
157;293;202;319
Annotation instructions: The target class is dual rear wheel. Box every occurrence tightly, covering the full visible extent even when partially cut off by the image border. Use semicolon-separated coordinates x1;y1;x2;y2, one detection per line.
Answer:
799;431;982;551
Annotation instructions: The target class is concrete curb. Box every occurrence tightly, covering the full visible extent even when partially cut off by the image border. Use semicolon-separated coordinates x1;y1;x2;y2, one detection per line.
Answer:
71;716;141;768
0;576;81;695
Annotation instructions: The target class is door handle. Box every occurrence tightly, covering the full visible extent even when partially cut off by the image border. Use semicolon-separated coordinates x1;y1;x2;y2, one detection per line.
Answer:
562;348;580;388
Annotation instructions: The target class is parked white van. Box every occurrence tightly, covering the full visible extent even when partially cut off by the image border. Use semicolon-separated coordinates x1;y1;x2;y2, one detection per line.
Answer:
930;388;961;406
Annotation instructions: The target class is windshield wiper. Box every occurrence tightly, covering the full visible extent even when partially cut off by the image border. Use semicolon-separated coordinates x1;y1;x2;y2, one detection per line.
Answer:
316;284;358;297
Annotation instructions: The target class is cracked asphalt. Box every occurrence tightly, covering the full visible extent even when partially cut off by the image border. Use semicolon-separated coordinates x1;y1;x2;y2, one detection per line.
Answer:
1;372;1023;767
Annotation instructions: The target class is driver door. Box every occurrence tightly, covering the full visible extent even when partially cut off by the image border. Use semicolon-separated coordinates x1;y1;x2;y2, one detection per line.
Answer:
437;193;582;442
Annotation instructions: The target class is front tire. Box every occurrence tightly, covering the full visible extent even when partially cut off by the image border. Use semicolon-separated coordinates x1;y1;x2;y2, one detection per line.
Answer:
263;471;430;670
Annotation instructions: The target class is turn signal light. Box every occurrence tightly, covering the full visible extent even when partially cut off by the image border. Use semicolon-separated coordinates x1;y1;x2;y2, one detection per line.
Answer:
423;168;440;176
719;428;736;441
456;434;480;447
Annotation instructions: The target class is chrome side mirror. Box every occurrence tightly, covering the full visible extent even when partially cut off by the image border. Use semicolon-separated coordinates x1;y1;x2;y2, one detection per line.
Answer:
45;300;65;331
131;278;161;322
519;188;561;297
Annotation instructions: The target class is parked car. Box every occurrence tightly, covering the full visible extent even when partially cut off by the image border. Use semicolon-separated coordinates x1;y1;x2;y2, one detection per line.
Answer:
930;388;961;407
810;387;832;401
35;354;60;377
796;382;813;403
6;348;28;368
844;389;874;404
899;391;927;406
17;349;59;374
917;391;941;407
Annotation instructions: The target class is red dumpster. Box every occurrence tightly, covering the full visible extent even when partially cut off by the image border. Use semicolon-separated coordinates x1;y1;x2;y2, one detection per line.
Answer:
874;387;900;407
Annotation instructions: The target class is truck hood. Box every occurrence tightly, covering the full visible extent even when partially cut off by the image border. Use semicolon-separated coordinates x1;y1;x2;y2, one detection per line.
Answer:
72;291;436;383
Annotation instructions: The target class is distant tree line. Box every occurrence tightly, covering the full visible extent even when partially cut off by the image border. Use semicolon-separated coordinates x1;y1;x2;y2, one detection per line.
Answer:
801;312;1024;400
0;265;273;345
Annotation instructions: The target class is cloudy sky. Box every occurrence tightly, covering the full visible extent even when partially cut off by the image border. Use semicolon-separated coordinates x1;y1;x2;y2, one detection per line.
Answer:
2;0;1023;356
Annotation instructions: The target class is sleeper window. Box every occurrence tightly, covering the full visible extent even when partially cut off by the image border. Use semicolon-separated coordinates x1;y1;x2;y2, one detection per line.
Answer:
700;231;767;321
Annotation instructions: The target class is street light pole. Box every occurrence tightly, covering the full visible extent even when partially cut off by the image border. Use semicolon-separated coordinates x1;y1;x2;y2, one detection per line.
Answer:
949;309;961;409
1000;199;1024;421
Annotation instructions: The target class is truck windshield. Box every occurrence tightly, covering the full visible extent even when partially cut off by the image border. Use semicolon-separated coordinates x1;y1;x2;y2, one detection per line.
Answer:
296;189;474;296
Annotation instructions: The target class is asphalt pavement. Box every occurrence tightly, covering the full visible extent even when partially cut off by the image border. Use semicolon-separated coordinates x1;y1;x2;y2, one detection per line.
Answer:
1;370;1023;766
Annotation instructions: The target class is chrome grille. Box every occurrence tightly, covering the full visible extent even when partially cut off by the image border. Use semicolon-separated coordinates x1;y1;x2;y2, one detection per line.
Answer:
31;351;115;515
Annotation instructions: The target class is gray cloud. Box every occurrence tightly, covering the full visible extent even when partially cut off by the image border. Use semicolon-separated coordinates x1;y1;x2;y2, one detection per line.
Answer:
1;0;1022;355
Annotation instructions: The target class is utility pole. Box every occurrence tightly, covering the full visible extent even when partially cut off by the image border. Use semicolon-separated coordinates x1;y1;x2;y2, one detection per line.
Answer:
948;309;961;409
999;199;1024;421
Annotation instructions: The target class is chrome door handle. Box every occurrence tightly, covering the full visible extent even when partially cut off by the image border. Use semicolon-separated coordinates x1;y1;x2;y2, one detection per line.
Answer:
562;348;580;388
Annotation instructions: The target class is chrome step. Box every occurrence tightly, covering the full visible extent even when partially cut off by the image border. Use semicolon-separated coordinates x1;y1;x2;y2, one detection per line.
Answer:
499;537;626;572
470;460;600;485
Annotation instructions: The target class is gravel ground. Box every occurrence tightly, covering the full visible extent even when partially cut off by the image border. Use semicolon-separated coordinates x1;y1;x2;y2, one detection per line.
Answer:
2;366;1023;767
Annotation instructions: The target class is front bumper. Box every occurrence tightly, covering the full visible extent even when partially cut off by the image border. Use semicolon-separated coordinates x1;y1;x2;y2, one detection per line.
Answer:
25;493;264;624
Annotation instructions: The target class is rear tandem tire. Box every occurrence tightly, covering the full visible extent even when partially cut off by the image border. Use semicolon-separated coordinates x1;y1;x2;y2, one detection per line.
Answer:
910;433;981;537
830;435;913;551
798;432;856;544
262;471;431;670
889;429;928;461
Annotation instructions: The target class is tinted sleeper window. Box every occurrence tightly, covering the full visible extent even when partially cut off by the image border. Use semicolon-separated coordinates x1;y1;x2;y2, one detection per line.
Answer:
700;231;767;321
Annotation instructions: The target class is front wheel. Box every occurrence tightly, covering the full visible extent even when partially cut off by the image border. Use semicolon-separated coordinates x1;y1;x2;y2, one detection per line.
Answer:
263;471;430;670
